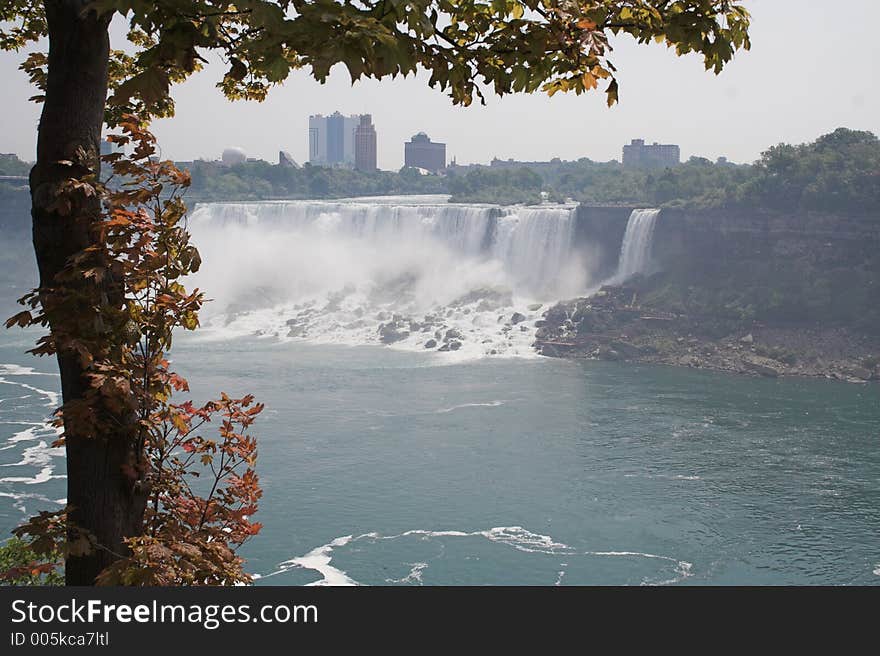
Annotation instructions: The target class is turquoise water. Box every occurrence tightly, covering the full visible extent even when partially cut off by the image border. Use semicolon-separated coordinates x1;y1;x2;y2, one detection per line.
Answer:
2;331;878;585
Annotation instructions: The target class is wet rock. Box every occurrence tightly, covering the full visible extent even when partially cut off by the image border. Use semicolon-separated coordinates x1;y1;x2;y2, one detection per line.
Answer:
544;304;568;325
541;344;560;357
438;340;462;352
510;312;527;325
597;346;621;361
378;322;409;344
610;340;642;359
424;339;437;349
444;328;463;342
742;356;779;377
846;365;873;380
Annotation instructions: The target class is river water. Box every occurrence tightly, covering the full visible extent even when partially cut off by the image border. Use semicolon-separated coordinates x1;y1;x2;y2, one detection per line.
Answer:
0;197;877;585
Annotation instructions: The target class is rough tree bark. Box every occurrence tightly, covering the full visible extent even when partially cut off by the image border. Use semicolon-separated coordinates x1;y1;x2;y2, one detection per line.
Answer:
31;0;145;585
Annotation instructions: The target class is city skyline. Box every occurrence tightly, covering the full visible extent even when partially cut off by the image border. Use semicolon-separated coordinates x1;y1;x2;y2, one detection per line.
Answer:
0;1;877;169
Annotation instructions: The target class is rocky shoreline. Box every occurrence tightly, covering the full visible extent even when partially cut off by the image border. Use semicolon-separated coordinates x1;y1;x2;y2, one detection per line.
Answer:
534;284;880;384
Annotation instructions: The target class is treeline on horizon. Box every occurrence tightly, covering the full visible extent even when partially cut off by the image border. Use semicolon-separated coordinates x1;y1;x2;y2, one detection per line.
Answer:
2;128;877;214
450;128;879;213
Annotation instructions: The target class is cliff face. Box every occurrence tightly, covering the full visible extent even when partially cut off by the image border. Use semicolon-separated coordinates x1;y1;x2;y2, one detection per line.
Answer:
573;205;880;331
650;208;880;277
574;204;880;280
543;206;880;380
572;205;633;280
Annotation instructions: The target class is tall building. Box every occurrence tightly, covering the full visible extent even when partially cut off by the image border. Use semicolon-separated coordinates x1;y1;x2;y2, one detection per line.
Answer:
622;139;680;169
404;132;445;173
354;115;377;171
309;112;361;167
308;115;327;164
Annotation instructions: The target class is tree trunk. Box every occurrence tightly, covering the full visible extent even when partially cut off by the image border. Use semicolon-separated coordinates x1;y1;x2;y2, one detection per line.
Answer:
32;0;146;585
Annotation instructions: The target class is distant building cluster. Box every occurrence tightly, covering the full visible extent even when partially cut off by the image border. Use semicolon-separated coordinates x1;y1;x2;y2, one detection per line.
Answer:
622;139;680;169
307;115;445;173
308;112;377;171
404;132;446;173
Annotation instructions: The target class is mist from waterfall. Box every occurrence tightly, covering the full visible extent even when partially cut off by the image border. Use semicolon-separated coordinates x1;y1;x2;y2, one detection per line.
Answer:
614;208;660;282
186;197;589;358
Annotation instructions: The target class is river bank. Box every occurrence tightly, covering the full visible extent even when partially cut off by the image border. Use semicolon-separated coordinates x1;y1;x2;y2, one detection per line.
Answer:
534;284;880;383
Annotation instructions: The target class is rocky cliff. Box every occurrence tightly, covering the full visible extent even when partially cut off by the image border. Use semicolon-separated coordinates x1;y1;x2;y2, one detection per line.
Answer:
547;205;880;381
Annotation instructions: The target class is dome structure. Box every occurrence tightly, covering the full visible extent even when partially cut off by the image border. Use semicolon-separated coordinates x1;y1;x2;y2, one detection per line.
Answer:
221;147;247;166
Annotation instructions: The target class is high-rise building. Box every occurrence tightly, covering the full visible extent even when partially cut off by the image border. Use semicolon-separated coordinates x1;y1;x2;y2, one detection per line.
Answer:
354;115;377;171
309;112;361;167
622;139;680;169
404;132;445;173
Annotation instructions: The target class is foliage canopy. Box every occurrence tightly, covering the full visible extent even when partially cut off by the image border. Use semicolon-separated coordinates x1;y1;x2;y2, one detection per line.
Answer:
2;1;750;122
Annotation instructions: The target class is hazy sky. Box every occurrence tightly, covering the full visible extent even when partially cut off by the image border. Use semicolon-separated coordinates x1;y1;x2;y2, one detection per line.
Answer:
1;0;878;169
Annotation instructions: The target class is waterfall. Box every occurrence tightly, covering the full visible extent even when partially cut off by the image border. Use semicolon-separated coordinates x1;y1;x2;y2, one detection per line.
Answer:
186;197;588;357
615;208;660;281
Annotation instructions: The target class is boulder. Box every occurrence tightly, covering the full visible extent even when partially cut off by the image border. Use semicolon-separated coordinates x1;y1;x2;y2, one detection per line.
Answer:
509;312;527;325
597;346;621;361
609;340;642;359
378;322;409;344
438;340;462;352
742;356;779;377
424;339;437;349
544;304;569;325
845;365;873;381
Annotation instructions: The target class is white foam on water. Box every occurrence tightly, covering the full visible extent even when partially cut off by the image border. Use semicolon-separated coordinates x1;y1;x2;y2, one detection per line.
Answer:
874;564;880;576
262;525;690;586
268;535;362;586
434;400;507;414
0;364;56;377
0;376;60;408
0;417;64;488
555;565;568;586
586;550;694;585
386;562;429;585
0;440;61;468
0;465;64;485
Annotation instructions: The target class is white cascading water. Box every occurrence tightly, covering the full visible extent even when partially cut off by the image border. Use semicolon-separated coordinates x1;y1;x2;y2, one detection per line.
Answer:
186;196;589;358
614;208;660;282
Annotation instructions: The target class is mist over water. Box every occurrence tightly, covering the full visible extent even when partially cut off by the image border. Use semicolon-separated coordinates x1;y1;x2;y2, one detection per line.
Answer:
188;196;591;358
